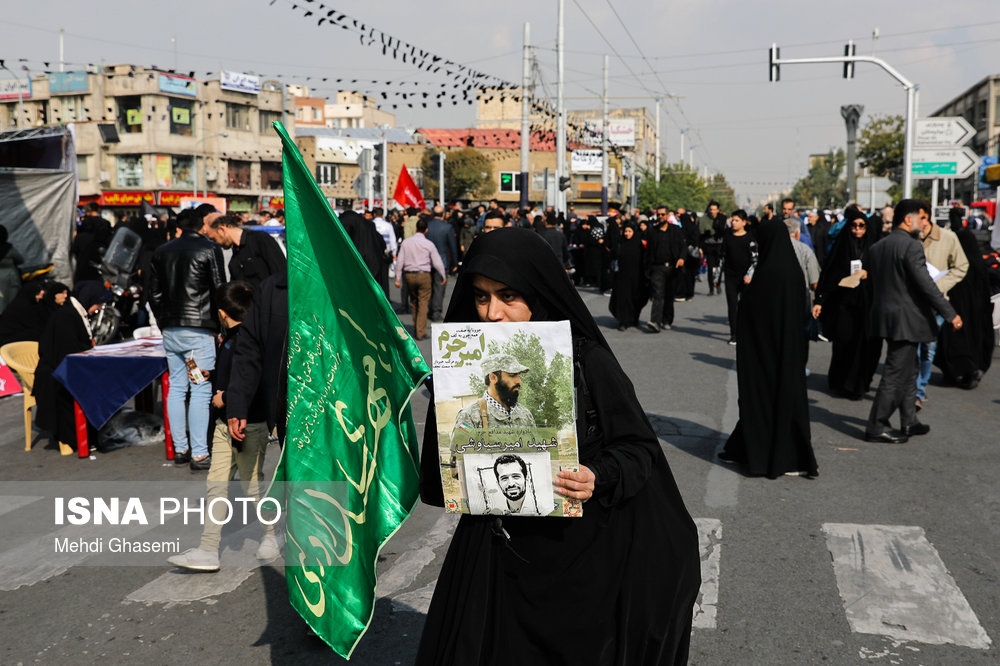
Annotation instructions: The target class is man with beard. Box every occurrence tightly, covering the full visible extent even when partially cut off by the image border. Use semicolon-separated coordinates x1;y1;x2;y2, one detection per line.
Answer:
493;454;529;514
645;207;686;332
863;199;961;444
449;354;535;469
701;201;727;295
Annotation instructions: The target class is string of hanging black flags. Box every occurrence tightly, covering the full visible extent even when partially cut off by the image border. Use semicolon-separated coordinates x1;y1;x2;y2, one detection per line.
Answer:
277;0;624;157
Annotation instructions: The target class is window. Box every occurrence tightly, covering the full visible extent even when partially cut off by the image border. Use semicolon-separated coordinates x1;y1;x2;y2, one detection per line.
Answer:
225;103;250;131
76;155;89;180
499;171;519;193
259;110;281;134
994;94;1000;125
312;107;322;121
228;160;251;189
172;155;194;188
170;99;194;136
59;95;86;122
295;107;303;120
116;155;143;187
260;161;282;189
316;163;338;185
117;96;142;134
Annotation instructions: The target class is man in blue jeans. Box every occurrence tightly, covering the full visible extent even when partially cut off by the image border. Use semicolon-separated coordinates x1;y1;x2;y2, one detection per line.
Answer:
149;208;226;470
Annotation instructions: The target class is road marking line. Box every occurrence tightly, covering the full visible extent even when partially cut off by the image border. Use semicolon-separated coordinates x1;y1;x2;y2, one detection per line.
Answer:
693;517;722;629
823;523;992;649
0;495;43;518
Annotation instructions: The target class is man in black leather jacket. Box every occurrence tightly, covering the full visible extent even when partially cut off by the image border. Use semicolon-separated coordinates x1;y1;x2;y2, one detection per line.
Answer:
149;208;226;469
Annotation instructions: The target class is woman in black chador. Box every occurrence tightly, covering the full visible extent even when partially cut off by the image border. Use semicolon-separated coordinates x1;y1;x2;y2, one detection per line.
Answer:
608;221;648;330
934;220;993;389
720;219;818;478
812;208;882;399
33;283;101;452
417;228;700;666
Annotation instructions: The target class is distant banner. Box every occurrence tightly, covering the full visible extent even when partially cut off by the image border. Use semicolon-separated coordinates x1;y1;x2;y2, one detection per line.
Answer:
571;149;603;173
49;71;89;95
582;118;636;147
171;107;191;125
220;71;261;95
158;74;197;98
0;78;32;100
155;155;171;188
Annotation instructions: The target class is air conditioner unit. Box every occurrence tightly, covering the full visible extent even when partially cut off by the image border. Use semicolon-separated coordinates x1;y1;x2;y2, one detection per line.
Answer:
205;169;218;181
99;170;111;184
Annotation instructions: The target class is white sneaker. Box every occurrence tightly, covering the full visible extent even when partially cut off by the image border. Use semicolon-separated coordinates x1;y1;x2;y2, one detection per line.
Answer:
256;535;280;561
168;548;219;572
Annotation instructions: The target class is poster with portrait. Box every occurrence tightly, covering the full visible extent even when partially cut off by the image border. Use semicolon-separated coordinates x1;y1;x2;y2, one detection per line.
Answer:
430;321;581;518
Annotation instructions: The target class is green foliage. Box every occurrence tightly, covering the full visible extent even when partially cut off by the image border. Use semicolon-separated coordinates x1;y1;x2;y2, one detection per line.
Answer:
789;149;847;208
465;331;574;428
858;115;904;179
421;147;494;200
707;173;739;213
638;161;711;212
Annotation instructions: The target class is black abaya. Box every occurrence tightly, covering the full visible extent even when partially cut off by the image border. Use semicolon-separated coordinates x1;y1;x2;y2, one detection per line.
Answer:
814;219;882;399
417;228;700;666
0;281;49;346
722;219;817;478
33;299;94;445
608;228;647;328
934;229;993;387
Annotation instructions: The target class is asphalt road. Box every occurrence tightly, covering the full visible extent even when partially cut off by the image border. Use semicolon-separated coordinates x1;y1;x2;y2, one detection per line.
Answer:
2;275;998;665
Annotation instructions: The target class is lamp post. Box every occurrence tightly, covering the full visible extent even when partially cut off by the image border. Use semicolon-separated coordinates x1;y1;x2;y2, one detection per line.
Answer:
194;131;228;198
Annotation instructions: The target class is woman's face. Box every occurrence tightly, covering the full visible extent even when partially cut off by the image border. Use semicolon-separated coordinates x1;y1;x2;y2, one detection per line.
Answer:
623;226;635;239
850;220;867;238
471;275;532;323
54;291;68;306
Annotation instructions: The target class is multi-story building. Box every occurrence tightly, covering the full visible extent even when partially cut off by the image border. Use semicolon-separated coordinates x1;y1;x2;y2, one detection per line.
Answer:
930;75;1000;202
324;91;396;130
0;65;292;214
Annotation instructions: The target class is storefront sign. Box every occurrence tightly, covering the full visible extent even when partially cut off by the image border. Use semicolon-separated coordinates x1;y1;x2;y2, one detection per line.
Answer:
49;71;89;95
158;191;192;206
99;191;155;206
0;78;31;100
259;195;284;210
571;149;603;173
158;74;197;98
220;71;261;95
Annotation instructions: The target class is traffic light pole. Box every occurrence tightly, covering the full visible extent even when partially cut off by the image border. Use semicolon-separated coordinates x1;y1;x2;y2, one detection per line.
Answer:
438;151;445;205
520;22;531;211
769;45;917;198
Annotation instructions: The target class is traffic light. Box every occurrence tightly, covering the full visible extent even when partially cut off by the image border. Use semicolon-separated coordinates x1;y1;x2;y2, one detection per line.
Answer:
428;151;442;172
372;143;385;175
768;44;780;82
843;40;856;79
559;176;571;191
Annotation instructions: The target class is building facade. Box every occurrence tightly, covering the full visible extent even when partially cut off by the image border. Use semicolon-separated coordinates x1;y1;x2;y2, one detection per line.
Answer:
0;65;292;213
930;75;1000;202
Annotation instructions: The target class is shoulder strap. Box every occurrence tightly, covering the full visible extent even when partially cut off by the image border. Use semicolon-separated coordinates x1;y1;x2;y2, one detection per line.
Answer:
478;398;489;428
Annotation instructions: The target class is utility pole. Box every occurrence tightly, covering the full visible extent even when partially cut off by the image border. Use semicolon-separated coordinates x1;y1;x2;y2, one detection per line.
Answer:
438;151;445;205
601;54;609;216
520;22;531;211
380;127;388;212
654;98;661;183
555;0;566;214
841;104;864;203
770;44;917;198
680;129;686;165
59;29;65;72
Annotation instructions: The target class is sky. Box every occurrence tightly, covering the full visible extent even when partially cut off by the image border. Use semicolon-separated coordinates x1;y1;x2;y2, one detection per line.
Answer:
3;0;999;204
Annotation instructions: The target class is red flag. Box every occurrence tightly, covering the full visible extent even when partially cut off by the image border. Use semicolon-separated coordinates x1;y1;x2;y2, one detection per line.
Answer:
393;164;426;210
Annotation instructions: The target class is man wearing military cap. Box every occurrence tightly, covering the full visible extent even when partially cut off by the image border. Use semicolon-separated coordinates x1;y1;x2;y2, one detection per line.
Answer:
449;354;536;470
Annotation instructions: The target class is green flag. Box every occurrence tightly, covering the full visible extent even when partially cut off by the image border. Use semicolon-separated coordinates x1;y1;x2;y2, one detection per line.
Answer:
272;122;430;659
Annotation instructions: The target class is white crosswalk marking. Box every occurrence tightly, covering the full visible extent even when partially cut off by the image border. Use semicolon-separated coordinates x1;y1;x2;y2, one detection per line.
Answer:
823;523;992;649
692;518;722;629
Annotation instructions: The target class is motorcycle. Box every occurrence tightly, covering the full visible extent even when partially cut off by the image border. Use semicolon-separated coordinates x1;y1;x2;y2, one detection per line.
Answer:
89;227;144;345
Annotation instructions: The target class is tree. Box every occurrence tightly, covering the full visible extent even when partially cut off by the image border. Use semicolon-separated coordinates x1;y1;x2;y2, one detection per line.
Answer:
421;147;494;201
706;173;739;213
789;149;847;208
857;114;918;202
637;161;711;212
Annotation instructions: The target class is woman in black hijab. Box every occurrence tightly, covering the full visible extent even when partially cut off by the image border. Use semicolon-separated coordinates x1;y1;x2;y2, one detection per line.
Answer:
32;283;100;454
417;228;700;666
934;223;993;389
608;221;647;330
720;219;818;478
812;209;882;399
0;280;49;346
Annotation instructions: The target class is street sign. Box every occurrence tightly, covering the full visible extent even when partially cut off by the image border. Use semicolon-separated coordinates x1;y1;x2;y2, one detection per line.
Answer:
914;117;975;148
911;147;980;179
